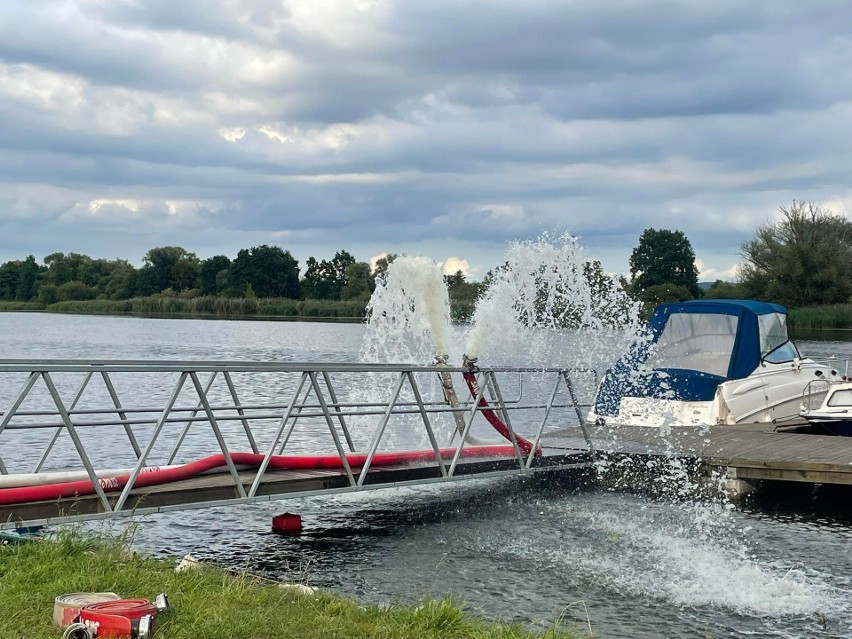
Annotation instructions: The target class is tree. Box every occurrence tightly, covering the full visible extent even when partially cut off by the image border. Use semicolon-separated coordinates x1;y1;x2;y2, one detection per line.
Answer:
103;260;138;300
57;280;95;301
199;255;231;295
300;250;356;300
372;253;397;282
341;262;373;301
444;270;483;323
637;283;692;317
0;261;21;301
229;245;299;298
629;228;701;298
137;246;199;295
15;255;40;301
740;201;852;306
703;280;744;300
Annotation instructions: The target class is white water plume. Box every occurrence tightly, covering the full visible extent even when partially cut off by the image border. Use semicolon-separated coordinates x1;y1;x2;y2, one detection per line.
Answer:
361;256;453;364
354;236;645;445
465;232;642;370
352;256;457;448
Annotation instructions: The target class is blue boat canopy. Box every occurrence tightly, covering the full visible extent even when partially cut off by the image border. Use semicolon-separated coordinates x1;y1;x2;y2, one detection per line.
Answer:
594;299;790;416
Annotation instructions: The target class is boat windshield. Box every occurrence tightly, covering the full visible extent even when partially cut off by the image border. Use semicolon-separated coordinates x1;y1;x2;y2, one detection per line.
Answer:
758;312;800;363
645;312;738;377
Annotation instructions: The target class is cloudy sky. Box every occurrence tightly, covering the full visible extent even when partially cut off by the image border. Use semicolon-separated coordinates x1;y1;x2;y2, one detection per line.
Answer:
2;0;852;280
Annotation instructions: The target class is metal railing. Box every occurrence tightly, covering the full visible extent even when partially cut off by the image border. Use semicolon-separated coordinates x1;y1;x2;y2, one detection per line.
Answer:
0;360;596;528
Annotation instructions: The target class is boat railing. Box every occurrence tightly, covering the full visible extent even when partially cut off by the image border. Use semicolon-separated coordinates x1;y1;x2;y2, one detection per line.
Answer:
801;379;832;413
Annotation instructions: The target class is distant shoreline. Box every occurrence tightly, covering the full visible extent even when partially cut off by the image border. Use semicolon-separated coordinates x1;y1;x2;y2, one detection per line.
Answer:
0;296;368;322
1;299;850;331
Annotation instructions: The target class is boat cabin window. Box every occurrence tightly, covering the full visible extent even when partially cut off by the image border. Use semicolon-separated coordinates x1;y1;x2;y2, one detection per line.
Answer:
646;312;738;377
827;389;852;407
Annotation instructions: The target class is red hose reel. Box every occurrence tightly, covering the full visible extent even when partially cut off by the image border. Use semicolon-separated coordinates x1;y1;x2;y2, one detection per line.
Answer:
62;598;158;638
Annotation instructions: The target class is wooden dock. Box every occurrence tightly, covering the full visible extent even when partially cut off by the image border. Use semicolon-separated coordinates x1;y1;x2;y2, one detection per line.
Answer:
0;449;592;530
545;423;852;485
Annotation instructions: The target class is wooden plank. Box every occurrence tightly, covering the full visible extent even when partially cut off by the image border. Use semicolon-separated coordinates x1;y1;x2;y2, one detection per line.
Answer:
730;466;852;485
0;451;589;527
547;423;852;483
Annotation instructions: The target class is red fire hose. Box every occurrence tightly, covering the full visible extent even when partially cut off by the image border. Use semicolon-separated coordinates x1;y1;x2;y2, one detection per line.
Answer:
78;599;157;638
462;371;539;457
0;446;518;506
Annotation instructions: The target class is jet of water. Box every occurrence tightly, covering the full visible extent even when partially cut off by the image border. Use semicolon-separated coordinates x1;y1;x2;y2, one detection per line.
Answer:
360;256;452;364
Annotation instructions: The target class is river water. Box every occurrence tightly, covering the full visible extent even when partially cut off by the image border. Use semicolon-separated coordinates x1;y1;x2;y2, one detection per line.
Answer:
1;313;850;639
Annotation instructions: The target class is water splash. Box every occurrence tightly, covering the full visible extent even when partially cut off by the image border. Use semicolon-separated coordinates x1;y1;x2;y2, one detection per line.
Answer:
466;232;642;369
473;491;848;629
360;256;453;365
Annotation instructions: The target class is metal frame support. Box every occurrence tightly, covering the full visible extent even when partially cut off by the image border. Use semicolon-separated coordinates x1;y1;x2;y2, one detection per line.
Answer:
41;372;113;512
0;359;598;527
114;372;188;512
34;371;94;473
357;372;407;486
0;372;40;474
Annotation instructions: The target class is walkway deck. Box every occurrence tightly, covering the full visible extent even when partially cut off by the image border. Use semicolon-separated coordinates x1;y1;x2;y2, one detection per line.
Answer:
545;423;852;485
0;448;591;529
0;359;600;529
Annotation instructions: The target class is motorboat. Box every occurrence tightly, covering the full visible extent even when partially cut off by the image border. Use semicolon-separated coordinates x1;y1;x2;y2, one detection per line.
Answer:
589;299;843;428
796;380;852;436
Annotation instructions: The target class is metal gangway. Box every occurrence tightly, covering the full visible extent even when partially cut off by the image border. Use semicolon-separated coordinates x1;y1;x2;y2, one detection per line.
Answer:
0;360;598;530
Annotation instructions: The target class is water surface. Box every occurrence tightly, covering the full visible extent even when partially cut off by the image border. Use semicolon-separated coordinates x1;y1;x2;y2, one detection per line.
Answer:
1;313;850;639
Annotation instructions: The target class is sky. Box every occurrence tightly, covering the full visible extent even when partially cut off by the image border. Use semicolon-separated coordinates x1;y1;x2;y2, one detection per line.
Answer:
2;0;852;281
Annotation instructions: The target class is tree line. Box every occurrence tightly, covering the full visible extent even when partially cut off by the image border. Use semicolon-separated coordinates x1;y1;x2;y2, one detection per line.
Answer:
0;246;485;318
0;246;371;305
626;201;852;311
1;200;849;317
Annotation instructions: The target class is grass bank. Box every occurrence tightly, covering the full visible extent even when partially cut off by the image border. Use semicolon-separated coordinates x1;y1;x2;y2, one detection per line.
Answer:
0;533;583;639
787;304;852;330
0;296;368;321
0;301;43;311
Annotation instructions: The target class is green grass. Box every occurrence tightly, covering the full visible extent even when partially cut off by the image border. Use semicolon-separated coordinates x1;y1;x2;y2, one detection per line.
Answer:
0;301;44;311
35;296;368;320
0;532;584;639
787;304;852;330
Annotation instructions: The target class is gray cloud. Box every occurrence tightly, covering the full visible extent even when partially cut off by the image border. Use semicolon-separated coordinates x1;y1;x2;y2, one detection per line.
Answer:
1;0;851;279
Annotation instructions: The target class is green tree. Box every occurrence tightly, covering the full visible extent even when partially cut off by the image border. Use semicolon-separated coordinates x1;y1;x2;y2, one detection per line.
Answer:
103;260;138;300
739;201;852;306
137;247;199;295
230;245;299;298
301;250;356;300
637;283;692;317
372;253;397;282
199;255;231;295
703;280;744;300
341;262;374;301
445;270;483;323
629;228;701;298
0;256;43;301
15;255;40;301
0;261;21;301
43;252;75;287
37;283;59;305
300;257;323;299
57;280;95;301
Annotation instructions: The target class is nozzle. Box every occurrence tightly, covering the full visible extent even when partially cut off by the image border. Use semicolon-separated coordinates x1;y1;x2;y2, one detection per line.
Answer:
462;354;478;371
